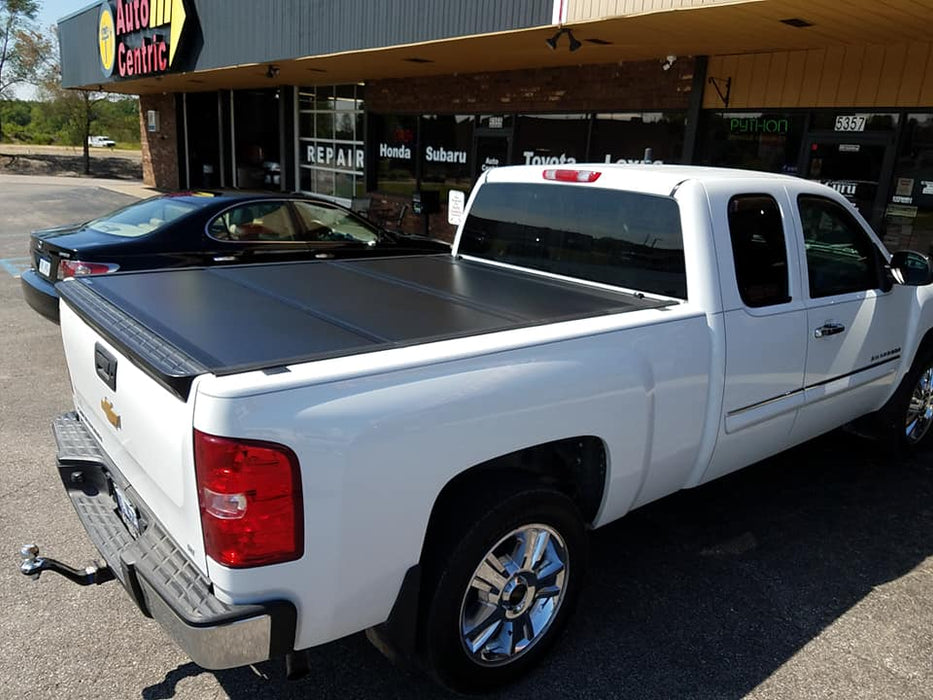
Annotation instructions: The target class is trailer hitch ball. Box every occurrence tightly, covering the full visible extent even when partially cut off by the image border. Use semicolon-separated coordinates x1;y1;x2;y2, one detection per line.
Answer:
20;544;42;580
17;544;115;586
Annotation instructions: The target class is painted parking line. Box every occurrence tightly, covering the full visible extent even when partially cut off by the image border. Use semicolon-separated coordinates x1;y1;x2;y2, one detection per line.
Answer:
0;258;31;278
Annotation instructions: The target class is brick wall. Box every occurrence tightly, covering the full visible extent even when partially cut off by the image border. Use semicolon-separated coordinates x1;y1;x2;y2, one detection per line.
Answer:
139;93;179;189
366;59;696;113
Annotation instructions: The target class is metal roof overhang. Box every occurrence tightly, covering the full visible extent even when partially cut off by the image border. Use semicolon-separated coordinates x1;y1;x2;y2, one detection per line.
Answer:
83;0;933;94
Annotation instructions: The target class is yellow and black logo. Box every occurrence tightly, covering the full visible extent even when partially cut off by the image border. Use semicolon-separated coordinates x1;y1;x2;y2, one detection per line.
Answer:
98;2;116;76
149;0;188;67
98;0;189;79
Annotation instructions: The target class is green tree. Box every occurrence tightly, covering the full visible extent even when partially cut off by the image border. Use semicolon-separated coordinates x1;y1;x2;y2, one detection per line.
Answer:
0;0;41;140
30;26;105;173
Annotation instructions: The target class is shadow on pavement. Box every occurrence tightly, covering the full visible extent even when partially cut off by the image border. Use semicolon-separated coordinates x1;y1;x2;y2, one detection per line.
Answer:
0;151;142;180
142;430;933;699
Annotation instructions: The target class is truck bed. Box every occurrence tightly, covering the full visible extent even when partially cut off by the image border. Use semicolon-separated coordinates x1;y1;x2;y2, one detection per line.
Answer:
58;255;669;398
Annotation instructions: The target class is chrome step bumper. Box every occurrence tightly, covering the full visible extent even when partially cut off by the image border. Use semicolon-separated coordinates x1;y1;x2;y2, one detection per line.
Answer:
18;412;297;670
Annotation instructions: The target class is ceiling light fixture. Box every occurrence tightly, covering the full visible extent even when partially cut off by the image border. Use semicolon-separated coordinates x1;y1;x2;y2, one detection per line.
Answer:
568;31;582;52
266;64;280;79
545;27;582;52
661;55;677;71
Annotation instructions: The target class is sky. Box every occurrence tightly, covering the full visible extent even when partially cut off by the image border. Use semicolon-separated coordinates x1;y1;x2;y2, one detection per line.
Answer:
12;0;90;98
37;0;86;31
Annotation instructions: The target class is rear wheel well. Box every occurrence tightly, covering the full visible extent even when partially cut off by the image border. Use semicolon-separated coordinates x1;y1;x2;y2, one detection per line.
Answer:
423;437;607;553
371;437;607;666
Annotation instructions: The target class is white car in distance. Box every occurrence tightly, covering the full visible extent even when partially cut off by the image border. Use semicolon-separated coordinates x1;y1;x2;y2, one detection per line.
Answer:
87;135;116;148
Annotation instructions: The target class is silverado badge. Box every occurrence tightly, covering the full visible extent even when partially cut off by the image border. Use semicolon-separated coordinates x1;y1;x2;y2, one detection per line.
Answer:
101;398;121;430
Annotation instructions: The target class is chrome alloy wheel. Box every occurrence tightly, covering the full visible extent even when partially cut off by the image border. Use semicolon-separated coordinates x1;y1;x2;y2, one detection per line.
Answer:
459;524;568;666
905;366;933;444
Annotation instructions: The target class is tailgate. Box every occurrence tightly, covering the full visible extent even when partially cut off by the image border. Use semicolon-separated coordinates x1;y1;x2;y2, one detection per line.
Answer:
59;294;209;575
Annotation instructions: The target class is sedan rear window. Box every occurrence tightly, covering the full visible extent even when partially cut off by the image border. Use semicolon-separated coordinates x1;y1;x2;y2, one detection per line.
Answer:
459;182;686;299
87;197;203;238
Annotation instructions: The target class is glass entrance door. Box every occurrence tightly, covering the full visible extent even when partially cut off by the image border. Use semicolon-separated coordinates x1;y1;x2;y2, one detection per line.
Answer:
232;88;282;190
804;138;892;229
185;92;223;189
474;135;511;179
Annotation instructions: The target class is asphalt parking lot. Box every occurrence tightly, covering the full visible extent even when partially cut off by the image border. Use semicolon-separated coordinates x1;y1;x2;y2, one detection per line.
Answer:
1;173;932;699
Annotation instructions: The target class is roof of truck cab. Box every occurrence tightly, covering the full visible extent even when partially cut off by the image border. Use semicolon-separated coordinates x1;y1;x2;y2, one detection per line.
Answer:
482;163;800;196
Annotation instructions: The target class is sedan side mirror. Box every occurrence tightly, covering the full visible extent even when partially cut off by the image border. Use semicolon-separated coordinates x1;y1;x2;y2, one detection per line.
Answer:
890;250;933;286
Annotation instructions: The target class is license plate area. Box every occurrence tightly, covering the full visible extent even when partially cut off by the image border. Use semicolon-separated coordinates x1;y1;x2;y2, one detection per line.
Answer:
111;482;141;538
38;256;51;278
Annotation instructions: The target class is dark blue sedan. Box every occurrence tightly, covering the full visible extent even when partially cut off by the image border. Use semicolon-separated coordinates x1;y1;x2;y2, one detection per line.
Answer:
22;191;449;321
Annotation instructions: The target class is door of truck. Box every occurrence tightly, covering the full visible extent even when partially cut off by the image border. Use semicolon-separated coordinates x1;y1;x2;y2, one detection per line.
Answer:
790;192;908;442
702;186;809;483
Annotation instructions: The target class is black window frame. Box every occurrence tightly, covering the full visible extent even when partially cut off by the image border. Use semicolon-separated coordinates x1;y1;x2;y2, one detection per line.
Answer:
727;193;792;308
797;194;886;298
459;181;688;299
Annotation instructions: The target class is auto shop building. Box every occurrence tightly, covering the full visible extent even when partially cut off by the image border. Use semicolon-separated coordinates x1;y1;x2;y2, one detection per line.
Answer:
57;0;933;250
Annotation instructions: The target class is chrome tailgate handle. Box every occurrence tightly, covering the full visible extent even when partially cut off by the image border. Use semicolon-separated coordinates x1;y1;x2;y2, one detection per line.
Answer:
814;322;846;339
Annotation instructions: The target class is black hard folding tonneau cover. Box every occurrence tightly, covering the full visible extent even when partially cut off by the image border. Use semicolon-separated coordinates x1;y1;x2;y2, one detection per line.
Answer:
58;255;670;399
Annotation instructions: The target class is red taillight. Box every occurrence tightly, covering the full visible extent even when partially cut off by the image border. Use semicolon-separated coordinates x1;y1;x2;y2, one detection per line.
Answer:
542;169;602;183
59;260;120;278
193;430;303;568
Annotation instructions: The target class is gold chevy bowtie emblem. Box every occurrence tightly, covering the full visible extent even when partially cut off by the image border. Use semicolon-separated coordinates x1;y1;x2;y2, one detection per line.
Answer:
101;398;122;430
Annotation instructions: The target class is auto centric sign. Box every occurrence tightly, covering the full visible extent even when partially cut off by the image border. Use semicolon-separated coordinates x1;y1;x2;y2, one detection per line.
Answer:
98;0;188;78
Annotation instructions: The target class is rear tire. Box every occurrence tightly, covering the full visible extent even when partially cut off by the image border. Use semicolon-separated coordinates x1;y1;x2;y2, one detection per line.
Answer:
420;484;587;693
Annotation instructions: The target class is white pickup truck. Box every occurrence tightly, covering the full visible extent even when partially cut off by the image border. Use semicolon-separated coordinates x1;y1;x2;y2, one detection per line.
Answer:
20;165;933;692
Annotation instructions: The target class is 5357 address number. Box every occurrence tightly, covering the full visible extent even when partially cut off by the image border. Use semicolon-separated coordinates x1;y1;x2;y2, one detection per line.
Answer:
834;115;867;132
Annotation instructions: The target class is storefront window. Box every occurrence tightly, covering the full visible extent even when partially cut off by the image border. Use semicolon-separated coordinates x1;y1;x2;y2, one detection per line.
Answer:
699;111;805;174
591;112;685;164
514;114;589;166
421;115;473;199
883;113;933;256
373;114;418;195
297;84;365;201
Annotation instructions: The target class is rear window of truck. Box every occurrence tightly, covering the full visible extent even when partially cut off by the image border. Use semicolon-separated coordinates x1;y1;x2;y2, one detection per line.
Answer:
459;182;687;299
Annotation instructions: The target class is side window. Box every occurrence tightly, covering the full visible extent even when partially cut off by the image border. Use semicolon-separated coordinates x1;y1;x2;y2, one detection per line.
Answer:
727;194;790;307
207;202;297;242
798;195;882;298
292;201;379;244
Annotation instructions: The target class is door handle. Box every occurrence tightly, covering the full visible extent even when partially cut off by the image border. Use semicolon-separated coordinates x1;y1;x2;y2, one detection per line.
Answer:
814;322;846;338
94;342;117;390
212;255;238;262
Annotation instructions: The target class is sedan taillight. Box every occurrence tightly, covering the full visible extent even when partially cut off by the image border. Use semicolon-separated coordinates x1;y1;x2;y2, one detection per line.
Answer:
58;260;120;278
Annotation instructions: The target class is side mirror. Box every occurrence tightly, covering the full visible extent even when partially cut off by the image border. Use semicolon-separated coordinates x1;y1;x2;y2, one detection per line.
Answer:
890;250;933;286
